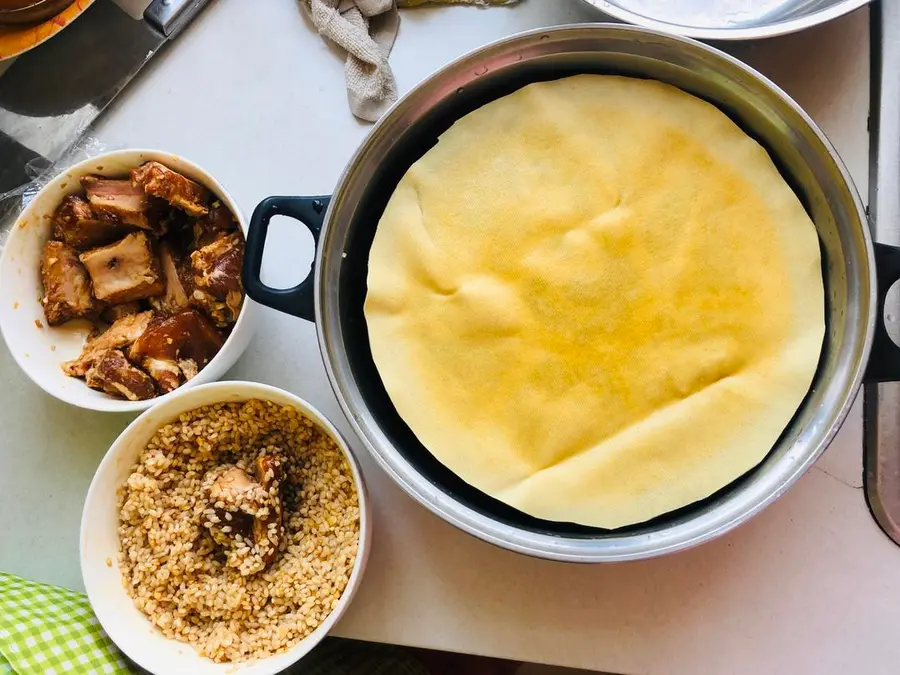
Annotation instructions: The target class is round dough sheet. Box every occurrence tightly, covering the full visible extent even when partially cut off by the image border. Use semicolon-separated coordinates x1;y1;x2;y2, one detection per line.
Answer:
364;75;824;529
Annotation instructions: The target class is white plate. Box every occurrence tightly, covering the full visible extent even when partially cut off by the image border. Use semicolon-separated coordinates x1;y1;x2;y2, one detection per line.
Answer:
581;0;869;39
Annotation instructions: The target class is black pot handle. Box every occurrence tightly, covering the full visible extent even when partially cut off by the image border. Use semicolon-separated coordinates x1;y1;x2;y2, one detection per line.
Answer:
242;195;331;323
865;242;900;382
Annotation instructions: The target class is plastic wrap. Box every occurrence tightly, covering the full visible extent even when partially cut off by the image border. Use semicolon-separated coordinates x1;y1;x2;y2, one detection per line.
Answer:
0;136;111;251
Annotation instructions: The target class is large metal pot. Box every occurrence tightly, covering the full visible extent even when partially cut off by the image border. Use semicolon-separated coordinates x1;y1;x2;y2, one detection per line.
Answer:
243;24;894;561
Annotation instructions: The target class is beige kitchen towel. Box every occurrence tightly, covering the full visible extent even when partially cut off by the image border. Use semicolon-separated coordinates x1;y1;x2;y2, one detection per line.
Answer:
301;0;400;122
302;0;519;121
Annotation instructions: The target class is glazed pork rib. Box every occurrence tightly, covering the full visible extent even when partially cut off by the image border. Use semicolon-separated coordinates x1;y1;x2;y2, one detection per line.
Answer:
81;175;169;234
203;201;238;234
190;232;245;327
84;349;157;401
62;310;154;377
132;161;210;217
40;241;96;326
52;195;131;250
202;454;286;572
128;309;223;392
79;232;165;304
183;200;239;250
253;454;285;567
149;242;192;315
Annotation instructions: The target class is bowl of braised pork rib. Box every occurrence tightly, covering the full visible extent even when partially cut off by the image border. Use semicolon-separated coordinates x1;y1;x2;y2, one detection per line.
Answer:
0;149;259;412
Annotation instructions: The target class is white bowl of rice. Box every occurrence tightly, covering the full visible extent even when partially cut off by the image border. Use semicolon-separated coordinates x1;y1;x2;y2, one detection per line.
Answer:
80;381;371;674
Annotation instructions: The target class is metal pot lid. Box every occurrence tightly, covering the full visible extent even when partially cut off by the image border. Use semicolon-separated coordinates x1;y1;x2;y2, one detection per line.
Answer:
580;0;870;40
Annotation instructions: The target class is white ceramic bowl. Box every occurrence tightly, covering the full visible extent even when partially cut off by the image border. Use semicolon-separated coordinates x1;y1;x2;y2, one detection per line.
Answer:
81;381;372;675
0;149;260;412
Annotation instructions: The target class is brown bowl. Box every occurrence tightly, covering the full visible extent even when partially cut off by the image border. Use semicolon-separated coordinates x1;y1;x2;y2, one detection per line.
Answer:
0;0;75;25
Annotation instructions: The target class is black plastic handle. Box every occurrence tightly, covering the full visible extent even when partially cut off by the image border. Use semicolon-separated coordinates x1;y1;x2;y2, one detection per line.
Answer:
242;195;331;323
865;242;900;382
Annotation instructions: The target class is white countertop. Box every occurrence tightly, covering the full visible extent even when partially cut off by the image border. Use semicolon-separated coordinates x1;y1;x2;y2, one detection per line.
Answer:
3;2;897;674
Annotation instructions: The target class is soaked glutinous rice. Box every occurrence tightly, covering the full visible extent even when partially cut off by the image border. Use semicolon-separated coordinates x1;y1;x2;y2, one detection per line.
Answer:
116;399;360;663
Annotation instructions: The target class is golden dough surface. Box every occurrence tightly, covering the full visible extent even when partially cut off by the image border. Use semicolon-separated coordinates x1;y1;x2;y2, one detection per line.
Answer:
365;75;824;528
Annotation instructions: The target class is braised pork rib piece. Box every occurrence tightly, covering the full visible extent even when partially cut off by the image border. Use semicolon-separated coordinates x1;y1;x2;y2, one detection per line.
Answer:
81;175;170;234
62;311;154;377
79;232;165;304
132;161;210;217
202;453;286;573
149;242;193;315
84;349;157;401
40;241;95;326
253;454;285;567
52;195;132;250
128;309;223;392
190;232;244;327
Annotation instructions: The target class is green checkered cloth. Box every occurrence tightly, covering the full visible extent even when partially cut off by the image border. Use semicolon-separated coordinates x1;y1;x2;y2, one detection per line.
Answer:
0;573;429;675
0;573;133;675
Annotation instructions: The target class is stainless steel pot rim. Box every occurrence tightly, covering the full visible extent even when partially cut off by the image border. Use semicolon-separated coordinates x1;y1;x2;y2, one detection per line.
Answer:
315;23;875;562
579;0;871;41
